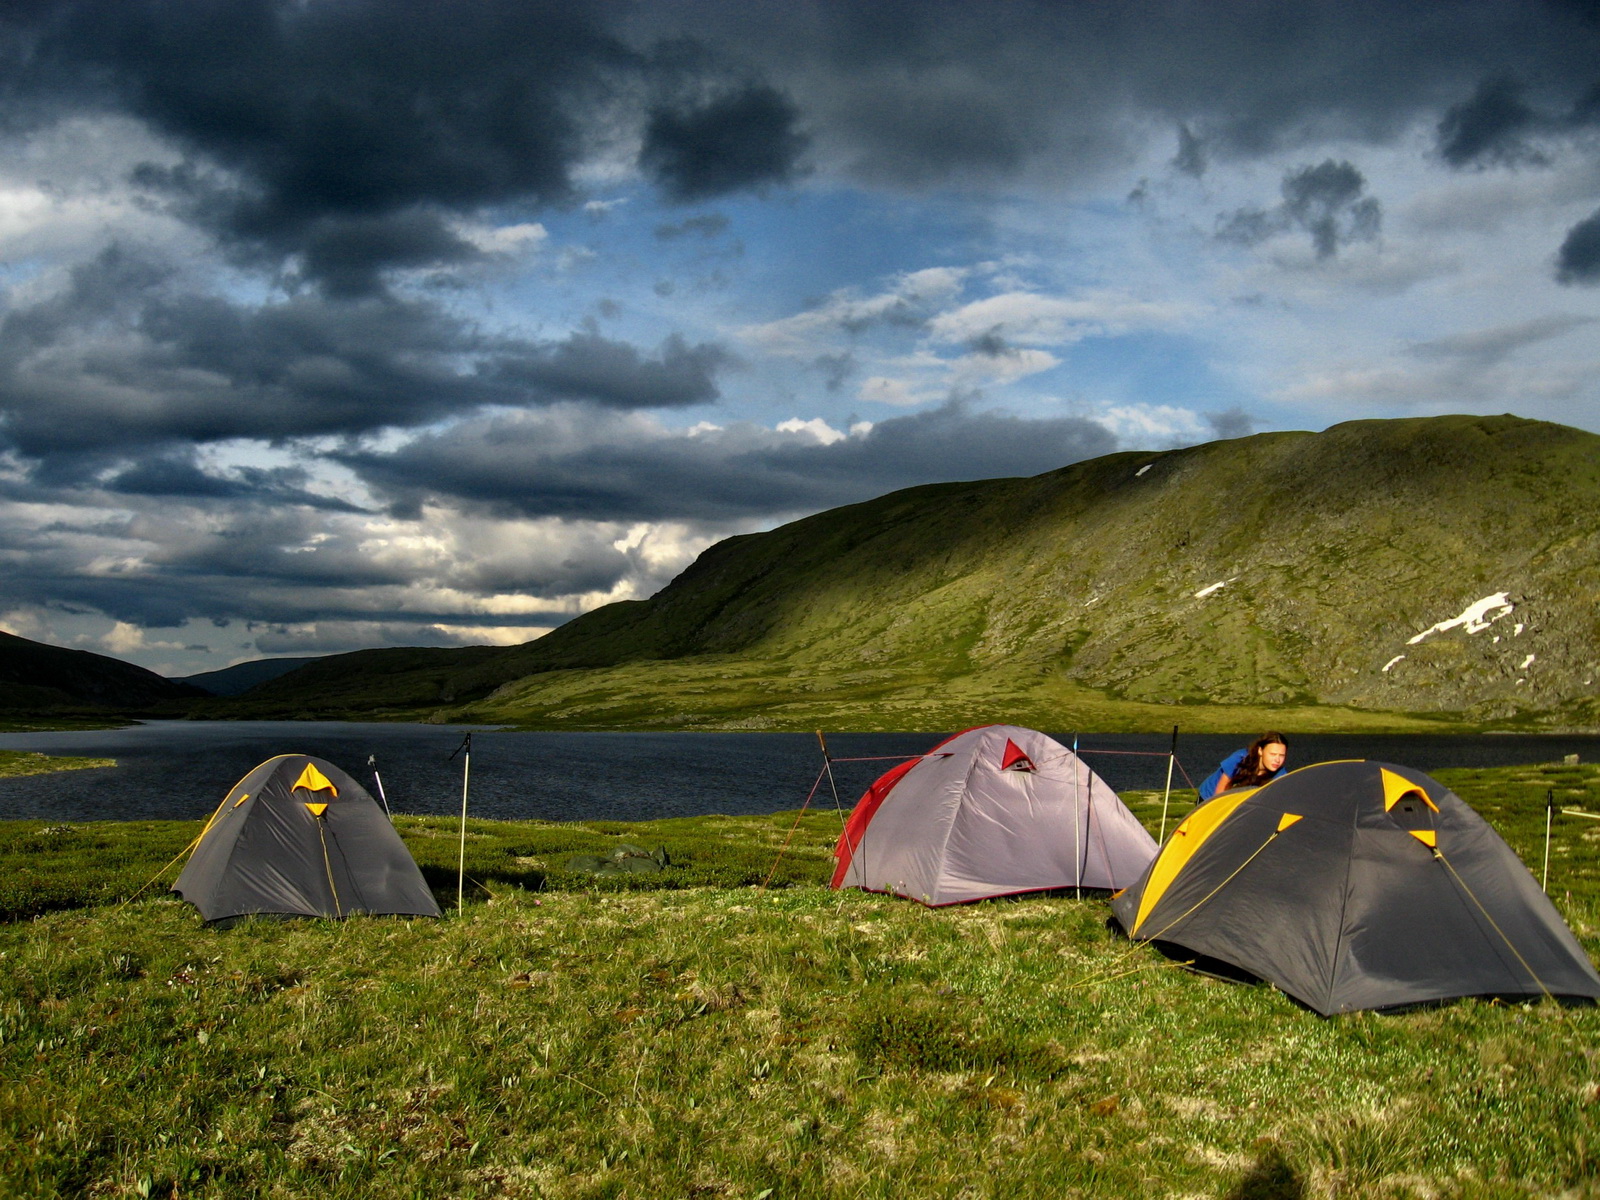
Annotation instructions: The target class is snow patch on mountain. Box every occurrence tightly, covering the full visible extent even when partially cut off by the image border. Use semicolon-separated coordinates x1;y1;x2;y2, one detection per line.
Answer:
1407;592;1515;645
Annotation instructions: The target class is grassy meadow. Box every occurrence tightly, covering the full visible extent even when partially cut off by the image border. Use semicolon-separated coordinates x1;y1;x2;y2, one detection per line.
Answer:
3;758;1600;1197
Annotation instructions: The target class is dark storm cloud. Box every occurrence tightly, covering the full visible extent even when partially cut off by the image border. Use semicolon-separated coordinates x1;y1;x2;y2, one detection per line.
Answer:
0;247;736;463
489;329;734;409
128;163;486;296
1433;71;1600;172
0;249;501;458
1573;80;1600;127
101;449;366;512
1557;208;1600;285
677;1;1600;187
104;452;285;500
337;399;1118;523
1282;162;1381;258
6;0;624;283
1218;160;1381;259
640;83;809;201
295;212;483;299
1172;124;1206;178
1436;77;1546;168
5;0;1598;220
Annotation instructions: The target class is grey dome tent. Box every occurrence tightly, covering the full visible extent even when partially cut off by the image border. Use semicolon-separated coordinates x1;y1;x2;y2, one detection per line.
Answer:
831;725;1159;905
173;754;441;925
1111;760;1600;1015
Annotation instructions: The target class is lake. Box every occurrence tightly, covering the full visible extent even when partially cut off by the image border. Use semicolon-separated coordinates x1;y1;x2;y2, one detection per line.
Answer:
0;721;1596;824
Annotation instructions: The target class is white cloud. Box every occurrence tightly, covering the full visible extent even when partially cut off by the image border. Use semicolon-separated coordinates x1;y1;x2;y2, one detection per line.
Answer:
927;290;1192;346
454;220;549;255
948;346;1060;384
1095;404;1212;445
0;609;50;641
776;417;849;444
739;266;969;353
858;376;939;406
100;621;187;656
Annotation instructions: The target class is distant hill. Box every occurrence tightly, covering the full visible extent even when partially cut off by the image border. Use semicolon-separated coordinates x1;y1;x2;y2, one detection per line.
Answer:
177;657;324;696
191;646;507;720
194;415;1600;732
0;630;206;712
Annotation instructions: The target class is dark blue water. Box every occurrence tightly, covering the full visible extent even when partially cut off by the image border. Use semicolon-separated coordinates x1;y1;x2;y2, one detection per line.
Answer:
0;722;1595;823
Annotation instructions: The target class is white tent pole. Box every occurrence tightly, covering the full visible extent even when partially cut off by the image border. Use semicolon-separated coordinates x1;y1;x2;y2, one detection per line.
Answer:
450;733;473;911
1158;725;1178;843
1543;789;1554;893
1072;733;1081;900
368;754;392;821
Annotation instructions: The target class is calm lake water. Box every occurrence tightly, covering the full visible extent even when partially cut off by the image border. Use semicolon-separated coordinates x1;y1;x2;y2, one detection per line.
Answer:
0;721;1596;824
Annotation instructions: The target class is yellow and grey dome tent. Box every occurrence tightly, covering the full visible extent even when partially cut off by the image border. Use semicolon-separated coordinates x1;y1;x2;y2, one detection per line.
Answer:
173;754;441;926
1110;760;1600;1015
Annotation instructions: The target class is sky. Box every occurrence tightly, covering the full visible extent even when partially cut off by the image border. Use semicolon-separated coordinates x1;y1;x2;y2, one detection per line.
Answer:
1;0;1597;678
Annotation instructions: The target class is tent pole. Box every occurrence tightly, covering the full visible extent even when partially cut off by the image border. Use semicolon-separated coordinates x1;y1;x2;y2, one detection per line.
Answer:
1158;725;1178;843
369;754;392;821
1543;788;1554;893
1072;733;1081;900
450;733;473;911
817;731;845;824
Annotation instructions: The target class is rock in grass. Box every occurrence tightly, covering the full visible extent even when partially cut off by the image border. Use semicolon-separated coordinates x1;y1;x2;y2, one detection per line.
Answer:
565;845;673;875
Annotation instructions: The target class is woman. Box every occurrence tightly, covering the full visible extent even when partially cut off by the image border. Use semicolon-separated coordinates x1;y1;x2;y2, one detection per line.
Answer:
1198;733;1288;802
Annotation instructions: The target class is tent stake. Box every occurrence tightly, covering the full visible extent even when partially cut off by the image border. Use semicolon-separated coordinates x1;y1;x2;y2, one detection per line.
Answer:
368;754;392;821
1543;788;1554;893
1158;725;1178;843
449;733;473;911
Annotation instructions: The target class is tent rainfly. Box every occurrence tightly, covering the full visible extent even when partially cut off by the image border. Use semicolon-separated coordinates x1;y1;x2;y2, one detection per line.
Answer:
1111;759;1600;1014
173;754;442;926
831;724;1159;905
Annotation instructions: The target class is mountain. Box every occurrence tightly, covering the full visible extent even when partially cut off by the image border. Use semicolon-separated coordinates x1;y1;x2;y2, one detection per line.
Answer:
0;630;206;712
198;415;1600;732
177;656;324;696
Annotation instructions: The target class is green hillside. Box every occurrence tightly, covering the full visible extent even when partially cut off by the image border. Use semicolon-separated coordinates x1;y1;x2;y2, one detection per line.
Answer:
0;630;204;716
203;415;1600;732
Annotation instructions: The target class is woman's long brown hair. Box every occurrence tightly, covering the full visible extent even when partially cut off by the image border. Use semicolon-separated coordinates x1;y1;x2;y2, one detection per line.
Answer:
1233;732;1288;788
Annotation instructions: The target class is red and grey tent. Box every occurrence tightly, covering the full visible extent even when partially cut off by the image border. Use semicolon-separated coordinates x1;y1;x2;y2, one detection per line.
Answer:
1111;760;1600;1014
831;725;1158;905
174;754;441;926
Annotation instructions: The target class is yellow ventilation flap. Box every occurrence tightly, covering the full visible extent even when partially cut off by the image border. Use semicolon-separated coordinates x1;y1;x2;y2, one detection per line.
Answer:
291;763;338;797
1381;768;1437;812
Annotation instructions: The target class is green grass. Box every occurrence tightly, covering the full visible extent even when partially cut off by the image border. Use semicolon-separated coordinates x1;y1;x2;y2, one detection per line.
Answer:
3;762;1600;1197
0;750;117;778
440;657;1469;735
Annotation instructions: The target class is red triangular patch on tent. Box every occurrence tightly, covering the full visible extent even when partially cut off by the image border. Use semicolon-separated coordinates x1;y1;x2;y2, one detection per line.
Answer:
1000;739;1036;772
